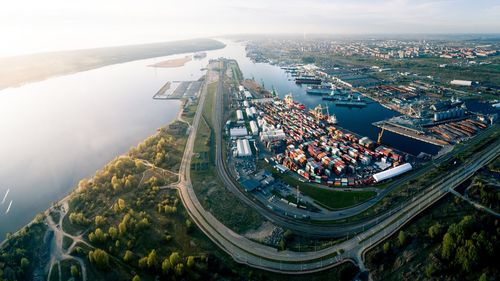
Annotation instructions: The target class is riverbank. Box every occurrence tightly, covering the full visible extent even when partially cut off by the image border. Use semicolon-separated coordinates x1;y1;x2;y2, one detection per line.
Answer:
0;38;224;91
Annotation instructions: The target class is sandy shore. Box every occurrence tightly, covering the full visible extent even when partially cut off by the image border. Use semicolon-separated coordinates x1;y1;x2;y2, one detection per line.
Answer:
148;56;192;68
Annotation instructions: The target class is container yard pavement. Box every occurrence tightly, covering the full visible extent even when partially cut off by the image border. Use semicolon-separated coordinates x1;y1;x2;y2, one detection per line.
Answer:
171;58;500;274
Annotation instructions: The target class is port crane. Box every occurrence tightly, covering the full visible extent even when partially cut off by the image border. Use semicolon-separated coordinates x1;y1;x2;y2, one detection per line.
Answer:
377;125;385;144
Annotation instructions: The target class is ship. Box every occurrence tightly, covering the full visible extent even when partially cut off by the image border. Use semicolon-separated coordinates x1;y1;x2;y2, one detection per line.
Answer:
295;76;322;85
284;94;306;110
334;95;367;107
306;84;334;95
193;52;207;59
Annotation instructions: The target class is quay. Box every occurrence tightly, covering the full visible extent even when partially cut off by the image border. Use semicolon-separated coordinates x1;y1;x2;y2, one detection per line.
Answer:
373;121;448;147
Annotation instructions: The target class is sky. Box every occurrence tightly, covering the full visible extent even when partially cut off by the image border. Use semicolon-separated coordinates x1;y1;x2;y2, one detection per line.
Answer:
1;0;499;57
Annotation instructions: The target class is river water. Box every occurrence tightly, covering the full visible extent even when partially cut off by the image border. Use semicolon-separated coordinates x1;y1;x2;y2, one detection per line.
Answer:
3;40;491;238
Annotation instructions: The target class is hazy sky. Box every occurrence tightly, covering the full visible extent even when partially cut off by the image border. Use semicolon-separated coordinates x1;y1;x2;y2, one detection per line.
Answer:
1;0;499;57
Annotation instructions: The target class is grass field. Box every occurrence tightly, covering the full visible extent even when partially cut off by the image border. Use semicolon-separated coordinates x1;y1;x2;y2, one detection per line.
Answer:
299;184;376;210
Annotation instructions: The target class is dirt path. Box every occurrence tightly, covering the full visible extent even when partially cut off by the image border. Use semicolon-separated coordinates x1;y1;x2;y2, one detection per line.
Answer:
46;201;91;281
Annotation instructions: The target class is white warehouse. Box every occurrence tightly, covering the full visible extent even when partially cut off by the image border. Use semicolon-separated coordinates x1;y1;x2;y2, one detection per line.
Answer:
249;120;259;135
236;110;244;121
373;163;412;182
450;80;472;87
230;127;248;138
237;139;252;157
245;107;253;118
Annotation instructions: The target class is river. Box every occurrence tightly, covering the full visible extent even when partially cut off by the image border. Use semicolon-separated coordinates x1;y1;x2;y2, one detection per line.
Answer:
1;39;480;238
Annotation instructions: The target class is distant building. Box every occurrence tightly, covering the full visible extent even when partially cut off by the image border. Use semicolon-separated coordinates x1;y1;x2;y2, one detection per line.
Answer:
450;80;472;87
244;91;253;100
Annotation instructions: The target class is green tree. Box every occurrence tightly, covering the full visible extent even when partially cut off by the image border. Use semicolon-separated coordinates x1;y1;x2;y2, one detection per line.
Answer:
383;242;391;254
428;223;443;240
169;252;181;266
162;258;172;274
70;265;79;277
132;275;141;281
425;263;436;278
186;256;195;268
147;250;157;268
111;175;123;191
108;226;118;240
94;228;107;242
95;215;106;227
20;257;29;269
123;250;134;262
175;263;184;276
138;257;148;269
398;230;407;247
89;249;110;269
478;272;487;281
185;219;192;230
118;198;126;210
119;222;127;236
442;233;455;260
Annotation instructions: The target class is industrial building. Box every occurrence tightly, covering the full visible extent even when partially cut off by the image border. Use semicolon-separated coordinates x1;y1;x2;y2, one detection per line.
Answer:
246;107;254;118
372;163;412;182
450;80;472;87
250;120;259;135
236;139;252;157
244;91;253;100
433;108;465;122
230;127;248;138
236;110;244;121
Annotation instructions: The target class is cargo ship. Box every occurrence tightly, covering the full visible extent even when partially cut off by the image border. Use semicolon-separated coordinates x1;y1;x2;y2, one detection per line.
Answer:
295;76;322;85
284;94;306;110
334;95;367;107
306;84;334;95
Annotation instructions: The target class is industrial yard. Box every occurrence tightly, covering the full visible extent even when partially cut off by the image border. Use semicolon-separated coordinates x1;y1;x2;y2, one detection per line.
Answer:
227;88;412;189
153;80;203;99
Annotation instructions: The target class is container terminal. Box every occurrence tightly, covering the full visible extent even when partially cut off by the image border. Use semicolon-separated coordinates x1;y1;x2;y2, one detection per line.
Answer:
227;87;415;188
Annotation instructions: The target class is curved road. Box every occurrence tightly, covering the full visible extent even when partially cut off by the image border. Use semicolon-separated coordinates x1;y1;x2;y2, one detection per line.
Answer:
174;59;500;273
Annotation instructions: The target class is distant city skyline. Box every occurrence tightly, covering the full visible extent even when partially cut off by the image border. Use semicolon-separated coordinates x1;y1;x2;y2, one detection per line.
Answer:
1;0;499;57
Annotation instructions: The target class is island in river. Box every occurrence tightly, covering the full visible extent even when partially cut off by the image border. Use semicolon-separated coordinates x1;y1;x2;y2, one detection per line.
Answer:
148;56;192;68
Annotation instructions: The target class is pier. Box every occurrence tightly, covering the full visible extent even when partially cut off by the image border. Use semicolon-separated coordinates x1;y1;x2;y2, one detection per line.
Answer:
153;81;203;100
373;121;448;147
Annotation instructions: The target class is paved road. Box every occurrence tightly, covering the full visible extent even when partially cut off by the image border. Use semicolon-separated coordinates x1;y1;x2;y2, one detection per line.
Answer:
449;188;500;218
174;59;500;273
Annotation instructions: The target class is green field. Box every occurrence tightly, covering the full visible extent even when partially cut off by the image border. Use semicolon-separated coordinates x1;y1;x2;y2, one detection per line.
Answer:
299;185;376;210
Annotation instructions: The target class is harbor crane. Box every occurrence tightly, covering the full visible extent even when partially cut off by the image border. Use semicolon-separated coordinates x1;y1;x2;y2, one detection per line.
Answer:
377;125;385;144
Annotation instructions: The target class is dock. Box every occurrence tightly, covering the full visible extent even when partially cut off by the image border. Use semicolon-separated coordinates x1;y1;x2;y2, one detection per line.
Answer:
153;81;203;100
373;121;449;147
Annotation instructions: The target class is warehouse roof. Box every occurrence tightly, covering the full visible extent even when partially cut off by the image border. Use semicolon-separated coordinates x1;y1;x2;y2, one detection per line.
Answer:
373;163;412;182
241;179;260;192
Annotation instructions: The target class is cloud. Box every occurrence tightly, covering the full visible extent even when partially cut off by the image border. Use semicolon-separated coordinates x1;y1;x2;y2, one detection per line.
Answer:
0;0;498;56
